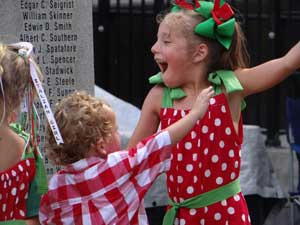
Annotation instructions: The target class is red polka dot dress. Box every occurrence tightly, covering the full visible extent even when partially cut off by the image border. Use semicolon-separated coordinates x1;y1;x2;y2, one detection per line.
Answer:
161;93;251;225
0;158;35;221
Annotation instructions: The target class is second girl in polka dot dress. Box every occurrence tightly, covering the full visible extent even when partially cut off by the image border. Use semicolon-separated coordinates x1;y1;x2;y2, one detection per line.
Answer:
0;43;48;225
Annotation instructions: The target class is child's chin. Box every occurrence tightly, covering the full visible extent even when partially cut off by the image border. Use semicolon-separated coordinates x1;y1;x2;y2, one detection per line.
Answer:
162;76;175;87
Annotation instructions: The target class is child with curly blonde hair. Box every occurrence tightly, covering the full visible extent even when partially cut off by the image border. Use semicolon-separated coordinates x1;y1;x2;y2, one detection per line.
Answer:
39;88;214;225
0;42;48;225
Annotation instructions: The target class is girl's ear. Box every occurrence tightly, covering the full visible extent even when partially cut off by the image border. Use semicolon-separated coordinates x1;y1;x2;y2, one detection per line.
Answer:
95;138;108;158
192;43;209;63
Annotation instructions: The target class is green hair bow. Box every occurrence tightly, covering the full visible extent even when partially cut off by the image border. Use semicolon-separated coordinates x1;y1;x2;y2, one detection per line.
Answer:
171;0;236;50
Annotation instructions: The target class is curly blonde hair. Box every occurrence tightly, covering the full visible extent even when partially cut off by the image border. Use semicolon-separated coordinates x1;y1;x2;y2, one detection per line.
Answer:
46;91;115;165
0;43;42;122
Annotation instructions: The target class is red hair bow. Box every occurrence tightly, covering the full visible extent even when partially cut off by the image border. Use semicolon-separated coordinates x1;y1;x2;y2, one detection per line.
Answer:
211;0;234;25
174;0;200;10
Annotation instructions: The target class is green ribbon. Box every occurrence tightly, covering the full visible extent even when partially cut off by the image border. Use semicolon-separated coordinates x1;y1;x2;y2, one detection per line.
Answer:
0;220;26;225
148;70;246;109
194;17;235;50
149;72;186;101
208;70;246;110
171;1;236;50
193;1;214;18
162;179;241;225
9;123;48;195
208;70;243;94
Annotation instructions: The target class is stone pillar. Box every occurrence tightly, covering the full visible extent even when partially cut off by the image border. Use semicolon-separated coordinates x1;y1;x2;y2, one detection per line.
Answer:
0;0;95;176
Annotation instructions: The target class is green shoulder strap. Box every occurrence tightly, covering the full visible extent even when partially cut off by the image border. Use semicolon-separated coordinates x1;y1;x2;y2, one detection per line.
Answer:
9;123;29;142
208;70;246;110
149;72;186;108
10;123;48;194
9;123;48;217
148;70;246;110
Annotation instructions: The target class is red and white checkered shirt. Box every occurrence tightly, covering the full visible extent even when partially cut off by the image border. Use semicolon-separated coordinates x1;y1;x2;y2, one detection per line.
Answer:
39;131;171;225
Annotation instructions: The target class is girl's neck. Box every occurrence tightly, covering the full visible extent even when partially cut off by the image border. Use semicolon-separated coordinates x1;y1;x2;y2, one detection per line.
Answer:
0;124;25;171
181;64;210;95
182;79;210;96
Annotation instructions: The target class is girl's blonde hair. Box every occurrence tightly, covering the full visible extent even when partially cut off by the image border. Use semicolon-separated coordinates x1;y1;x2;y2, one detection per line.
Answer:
46;91;115;165
0;43;42;123
158;9;250;73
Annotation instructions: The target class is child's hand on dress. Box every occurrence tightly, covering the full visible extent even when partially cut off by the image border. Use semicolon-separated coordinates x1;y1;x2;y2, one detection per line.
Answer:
190;86;214;119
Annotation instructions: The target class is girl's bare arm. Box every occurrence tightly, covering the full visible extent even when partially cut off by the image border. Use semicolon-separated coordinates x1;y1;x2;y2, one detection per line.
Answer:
127;85;163;148
236;42;300;97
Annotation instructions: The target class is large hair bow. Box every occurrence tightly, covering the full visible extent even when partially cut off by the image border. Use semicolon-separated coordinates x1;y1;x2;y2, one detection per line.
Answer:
172;0;236;50
172;0;200;10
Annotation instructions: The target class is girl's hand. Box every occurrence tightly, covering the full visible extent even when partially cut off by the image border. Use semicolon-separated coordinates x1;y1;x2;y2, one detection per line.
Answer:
167;86;214;145
191;86;214;119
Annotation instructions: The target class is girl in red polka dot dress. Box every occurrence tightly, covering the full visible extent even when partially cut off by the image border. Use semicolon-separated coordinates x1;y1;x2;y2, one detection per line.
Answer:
0;43;48;225
128;0;300;224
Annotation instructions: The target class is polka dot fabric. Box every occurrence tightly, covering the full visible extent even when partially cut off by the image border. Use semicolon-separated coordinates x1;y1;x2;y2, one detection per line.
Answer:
0;158;35;221
161;93;251;225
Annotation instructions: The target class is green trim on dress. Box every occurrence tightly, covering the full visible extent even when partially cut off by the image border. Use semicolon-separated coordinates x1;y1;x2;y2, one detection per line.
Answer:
162;179;241;225
148;70;246;110
9;123;48;218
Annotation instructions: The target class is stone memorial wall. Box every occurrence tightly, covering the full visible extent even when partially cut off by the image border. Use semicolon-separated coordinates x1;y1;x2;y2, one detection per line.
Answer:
0;0;95;176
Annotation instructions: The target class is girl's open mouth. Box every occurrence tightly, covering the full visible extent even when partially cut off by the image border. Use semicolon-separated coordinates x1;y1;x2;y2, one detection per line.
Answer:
159;62;168;73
